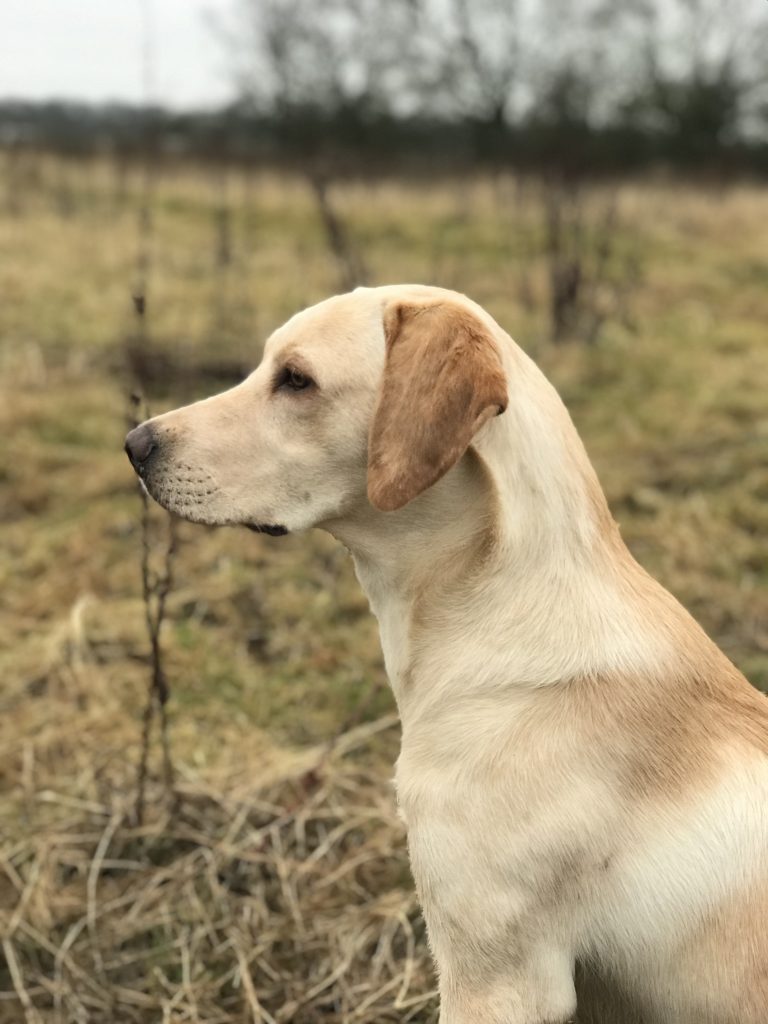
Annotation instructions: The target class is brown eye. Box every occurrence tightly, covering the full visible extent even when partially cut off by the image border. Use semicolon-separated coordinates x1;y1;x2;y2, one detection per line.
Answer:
276;366;313;392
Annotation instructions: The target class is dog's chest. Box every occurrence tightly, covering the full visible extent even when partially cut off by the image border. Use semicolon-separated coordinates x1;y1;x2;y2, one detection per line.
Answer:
395;709;616;911
396;720;768;958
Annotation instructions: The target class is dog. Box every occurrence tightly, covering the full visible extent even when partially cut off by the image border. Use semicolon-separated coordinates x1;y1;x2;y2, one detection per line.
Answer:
125;285;768;1023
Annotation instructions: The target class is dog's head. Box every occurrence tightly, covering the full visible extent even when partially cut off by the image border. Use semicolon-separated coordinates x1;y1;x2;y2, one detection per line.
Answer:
124;286;507;534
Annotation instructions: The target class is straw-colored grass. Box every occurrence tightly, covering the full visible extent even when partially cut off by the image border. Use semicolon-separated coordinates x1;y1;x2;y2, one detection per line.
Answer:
0;712;435;1024
1;156;767;1021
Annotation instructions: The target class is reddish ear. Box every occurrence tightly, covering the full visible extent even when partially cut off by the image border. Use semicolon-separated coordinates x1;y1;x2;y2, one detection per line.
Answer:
367;300;508;512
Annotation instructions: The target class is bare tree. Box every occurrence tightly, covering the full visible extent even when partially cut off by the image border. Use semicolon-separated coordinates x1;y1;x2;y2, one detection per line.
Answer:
538;180;640;345
438;0;521;130
227;0;416;121
596;0;768;149
221;0;400;289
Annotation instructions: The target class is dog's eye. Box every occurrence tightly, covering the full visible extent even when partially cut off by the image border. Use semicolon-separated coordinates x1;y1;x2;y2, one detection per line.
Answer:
276;366;313;392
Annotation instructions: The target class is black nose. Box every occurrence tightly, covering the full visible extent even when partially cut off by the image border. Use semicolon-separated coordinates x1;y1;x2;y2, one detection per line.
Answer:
124;423;157;472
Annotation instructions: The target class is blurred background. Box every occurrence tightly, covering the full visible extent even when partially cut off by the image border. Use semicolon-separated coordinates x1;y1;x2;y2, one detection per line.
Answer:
1;1;767;1021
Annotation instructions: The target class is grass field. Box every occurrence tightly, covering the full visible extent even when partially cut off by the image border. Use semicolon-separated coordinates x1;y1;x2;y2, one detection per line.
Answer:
1;155;767;1022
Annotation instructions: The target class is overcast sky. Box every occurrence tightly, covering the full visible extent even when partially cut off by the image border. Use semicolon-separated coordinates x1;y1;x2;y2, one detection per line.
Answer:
0;0;236;108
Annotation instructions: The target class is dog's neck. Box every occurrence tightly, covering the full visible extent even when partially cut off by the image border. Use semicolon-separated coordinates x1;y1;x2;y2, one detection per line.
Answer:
327;348;677;715
326;456;493;710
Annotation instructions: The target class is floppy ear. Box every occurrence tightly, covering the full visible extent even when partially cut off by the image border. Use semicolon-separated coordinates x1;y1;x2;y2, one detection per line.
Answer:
367;300;508;512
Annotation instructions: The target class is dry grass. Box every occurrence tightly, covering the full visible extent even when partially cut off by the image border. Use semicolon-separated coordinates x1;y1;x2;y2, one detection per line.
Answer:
0;714;437;1024
1;156;767;1021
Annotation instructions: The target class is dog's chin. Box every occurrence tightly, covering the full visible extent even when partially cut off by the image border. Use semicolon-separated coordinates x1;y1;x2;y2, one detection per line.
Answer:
135;471;289;536
245;523;289;537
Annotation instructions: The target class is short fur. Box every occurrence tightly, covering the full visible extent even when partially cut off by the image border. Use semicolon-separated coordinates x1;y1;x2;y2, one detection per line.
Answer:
126;285;768;1024
368;301;507;510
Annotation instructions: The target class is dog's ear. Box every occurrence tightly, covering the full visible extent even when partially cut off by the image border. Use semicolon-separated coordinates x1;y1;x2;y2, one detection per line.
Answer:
367;300;508;512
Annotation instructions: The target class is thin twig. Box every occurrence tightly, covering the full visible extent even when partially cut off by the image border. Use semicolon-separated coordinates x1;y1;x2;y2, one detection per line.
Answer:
307;169;368;291
2;936;43;1024
126;0;178;826
86;810;123;976
128;396;178;825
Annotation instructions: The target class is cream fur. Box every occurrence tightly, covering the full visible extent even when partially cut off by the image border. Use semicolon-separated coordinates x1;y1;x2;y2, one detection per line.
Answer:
128;285;768;1024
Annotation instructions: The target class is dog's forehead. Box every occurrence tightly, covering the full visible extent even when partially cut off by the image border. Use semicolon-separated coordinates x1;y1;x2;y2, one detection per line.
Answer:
264;292;384;367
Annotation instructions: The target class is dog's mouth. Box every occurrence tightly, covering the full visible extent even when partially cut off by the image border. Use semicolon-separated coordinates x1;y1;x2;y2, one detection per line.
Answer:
245;523;289;537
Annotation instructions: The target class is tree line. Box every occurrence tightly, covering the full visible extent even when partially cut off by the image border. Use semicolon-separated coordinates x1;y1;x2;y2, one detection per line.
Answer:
2;0;768;177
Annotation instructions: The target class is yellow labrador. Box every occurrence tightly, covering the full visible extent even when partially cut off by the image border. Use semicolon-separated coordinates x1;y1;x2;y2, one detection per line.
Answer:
126;285;768;1024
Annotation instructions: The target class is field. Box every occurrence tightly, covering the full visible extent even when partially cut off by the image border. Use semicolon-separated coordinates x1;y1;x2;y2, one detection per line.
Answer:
1;155;767;1022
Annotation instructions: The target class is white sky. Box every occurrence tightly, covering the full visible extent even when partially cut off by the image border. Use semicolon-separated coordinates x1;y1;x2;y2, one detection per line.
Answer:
0;0;236;108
